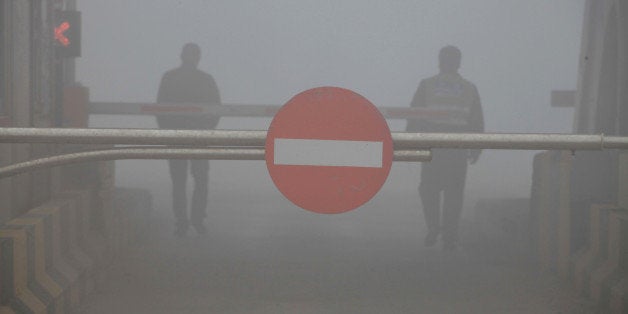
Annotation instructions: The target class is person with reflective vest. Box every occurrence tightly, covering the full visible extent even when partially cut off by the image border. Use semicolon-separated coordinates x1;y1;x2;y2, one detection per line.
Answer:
157;43;221;237
406;45;484;250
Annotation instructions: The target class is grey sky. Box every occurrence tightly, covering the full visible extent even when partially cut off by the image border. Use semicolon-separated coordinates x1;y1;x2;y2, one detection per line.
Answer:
77;0;584;133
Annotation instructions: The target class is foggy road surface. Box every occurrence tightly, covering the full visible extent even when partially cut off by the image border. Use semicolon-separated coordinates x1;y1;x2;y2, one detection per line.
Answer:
80;176;589;313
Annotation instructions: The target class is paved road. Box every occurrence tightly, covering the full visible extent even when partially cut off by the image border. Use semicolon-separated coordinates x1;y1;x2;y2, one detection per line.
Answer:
80;179;590;313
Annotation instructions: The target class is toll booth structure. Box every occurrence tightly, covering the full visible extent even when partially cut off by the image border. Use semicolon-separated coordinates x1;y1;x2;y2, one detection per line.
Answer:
529;1;628;312
0;1;151;313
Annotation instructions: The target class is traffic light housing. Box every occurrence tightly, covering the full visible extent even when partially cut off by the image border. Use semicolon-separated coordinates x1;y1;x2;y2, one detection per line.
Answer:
55;11;81;58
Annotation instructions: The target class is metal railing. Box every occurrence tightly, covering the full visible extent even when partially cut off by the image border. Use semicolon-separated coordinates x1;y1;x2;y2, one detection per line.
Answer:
1;127;628;178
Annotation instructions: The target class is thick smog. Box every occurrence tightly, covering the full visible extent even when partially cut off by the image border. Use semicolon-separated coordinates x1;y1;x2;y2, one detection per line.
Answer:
82;1;585;312
4;0;628;313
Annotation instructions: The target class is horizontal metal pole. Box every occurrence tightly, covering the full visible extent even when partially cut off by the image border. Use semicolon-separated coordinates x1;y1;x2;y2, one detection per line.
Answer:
89;102;458;120
391;132;625;150
0;148;265;178
603;136;628;149
0;127;267;146
1;128;628;151
0;147;431;178
393;150;432;162
89;102;278;117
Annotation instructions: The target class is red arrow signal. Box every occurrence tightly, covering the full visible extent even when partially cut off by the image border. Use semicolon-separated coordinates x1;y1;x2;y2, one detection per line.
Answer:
55;11;81;58
55;21;70;46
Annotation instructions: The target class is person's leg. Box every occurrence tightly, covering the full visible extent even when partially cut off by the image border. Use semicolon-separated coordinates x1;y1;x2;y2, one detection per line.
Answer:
190;159;209;234
169;159;189;235
420;165;442;247
442;164;467;250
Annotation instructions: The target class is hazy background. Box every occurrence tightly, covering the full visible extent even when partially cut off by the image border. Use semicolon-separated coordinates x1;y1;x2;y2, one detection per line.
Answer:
79;1;585;211
76;3;591;310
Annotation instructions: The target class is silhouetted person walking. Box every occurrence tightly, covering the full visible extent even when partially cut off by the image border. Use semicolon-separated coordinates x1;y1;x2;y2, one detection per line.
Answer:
157;43;221;236
406;46;484;250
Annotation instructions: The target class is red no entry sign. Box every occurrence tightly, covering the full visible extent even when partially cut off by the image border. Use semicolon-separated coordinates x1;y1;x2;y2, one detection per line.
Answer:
266;87;393;214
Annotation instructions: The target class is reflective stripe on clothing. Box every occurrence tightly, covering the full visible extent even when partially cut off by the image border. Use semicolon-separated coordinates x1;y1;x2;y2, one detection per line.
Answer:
407;72;483;133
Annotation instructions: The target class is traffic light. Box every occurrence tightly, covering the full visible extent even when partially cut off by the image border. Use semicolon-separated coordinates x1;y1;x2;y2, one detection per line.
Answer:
55;11;81;58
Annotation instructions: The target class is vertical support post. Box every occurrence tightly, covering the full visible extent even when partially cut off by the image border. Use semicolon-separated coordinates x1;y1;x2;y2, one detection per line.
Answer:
535;151;554;271
62;86;88;128
557;151;573;278
618;153;628;210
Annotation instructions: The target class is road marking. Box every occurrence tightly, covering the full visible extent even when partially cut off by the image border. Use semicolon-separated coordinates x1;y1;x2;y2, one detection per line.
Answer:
273;138;383;168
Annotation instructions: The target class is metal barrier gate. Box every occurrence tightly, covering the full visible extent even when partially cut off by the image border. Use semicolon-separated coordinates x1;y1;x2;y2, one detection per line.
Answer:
0;100;623;177
1;127;627;178
88;102;446;120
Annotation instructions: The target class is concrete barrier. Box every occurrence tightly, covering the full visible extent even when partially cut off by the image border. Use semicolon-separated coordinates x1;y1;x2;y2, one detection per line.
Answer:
589;209;628;313
55;190;96;302
0;187;152;313
531;151;573;275
573;204;616;295
5;216;66;313
0;226;48;313
0;191;97;313
30;201;83;311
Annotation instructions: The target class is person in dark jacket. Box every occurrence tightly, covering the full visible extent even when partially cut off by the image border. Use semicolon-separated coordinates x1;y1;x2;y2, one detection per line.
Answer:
157;43;221;237
406;46;484;250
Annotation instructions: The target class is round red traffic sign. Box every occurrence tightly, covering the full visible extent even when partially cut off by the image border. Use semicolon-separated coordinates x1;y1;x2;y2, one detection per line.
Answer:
266;87;393;214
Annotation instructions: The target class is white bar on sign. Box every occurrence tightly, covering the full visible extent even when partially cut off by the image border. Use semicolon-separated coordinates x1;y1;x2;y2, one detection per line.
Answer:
274;138;383;168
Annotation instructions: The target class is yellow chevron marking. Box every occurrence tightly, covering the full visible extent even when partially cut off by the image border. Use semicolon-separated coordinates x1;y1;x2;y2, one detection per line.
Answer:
9;218;64;298
0;228;48;313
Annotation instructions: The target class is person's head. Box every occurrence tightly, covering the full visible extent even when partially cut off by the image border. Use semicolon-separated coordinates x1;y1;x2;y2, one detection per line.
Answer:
438;45;461;74
180;43;201;69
